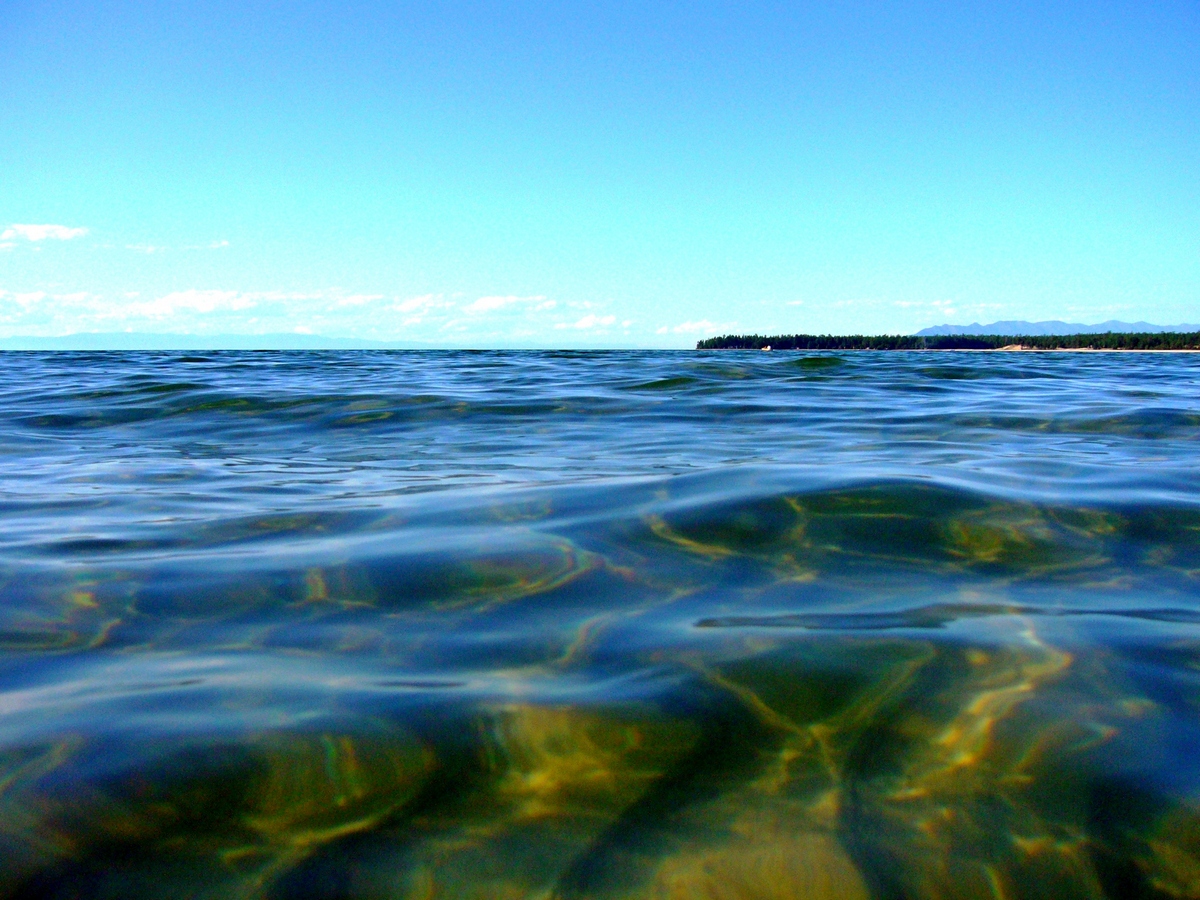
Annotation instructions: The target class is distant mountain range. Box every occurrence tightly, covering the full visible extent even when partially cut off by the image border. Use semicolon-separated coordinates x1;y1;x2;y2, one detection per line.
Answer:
918;320;1200;336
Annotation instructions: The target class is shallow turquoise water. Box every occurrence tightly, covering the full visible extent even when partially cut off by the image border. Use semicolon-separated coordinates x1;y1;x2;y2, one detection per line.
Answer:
1;349;1199;898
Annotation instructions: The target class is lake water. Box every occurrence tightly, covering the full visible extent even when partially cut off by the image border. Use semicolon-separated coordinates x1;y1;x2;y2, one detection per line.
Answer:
1;349;1199;899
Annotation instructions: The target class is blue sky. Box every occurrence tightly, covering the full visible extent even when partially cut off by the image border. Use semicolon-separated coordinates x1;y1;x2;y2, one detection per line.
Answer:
2;0;1198;346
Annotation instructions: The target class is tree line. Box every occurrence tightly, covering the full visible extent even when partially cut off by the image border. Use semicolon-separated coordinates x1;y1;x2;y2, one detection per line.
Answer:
696;333;1200;351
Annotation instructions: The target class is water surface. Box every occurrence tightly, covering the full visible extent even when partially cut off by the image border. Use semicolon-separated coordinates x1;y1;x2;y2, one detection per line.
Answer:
1;350;1199;898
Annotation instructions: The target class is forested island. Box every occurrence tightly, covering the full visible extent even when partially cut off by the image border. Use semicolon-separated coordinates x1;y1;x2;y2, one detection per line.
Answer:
697;332;1200;351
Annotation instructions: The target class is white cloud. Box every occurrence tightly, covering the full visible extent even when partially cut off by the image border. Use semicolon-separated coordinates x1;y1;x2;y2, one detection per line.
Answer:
670;319;731;334
126;289;255;318
0;287;320;335
464;294;547;314
393;293;448;314
0;284;650;345
1;224;88;242
13;292;47;309
337;293;384;307
391;293;454;326
466;295;519;314
555;313;616;330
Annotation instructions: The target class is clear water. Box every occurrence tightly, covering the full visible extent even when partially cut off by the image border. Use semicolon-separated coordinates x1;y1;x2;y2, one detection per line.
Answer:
1;349;1199;898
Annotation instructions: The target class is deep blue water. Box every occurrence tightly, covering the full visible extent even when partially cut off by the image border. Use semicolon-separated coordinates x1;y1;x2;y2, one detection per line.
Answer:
2;349;1199;898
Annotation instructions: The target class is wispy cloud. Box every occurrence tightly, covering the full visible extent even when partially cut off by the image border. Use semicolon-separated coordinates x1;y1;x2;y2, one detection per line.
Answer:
1;224;88;242
0;285;653;345
394;293;446;314
465;295;521;314
555;313;616;330
658;319;734;335
336;293;385;307
391;293;452;325
126;239;230;253
6;291;48;309
126;290;256;317
463;294;551;314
